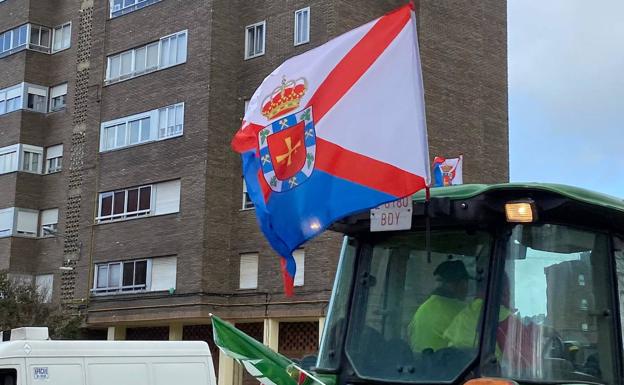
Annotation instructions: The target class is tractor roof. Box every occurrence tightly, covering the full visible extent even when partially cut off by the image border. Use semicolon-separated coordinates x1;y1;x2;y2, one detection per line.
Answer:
413;183;624;214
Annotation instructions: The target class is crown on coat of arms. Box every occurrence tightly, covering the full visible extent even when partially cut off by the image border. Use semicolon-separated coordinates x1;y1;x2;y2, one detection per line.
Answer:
440;164;454;172
261;77;307;120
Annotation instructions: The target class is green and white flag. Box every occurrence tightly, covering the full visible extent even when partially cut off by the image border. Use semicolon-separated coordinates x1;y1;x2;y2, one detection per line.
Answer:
211;315;324;385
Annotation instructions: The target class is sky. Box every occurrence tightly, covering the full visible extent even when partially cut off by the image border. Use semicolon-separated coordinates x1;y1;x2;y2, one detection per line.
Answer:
508;0;624;198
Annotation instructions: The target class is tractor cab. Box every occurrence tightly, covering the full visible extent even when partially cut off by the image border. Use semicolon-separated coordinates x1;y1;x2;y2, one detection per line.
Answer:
315;183;624;385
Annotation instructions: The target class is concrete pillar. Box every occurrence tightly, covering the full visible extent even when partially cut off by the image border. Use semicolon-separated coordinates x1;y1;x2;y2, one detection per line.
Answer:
218;350;242;385
107;326;126;340
263;318;279;351
318;317;326;344
169;323;183;341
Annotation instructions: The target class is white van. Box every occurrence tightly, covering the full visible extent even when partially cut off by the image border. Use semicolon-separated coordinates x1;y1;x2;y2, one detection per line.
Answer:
0;328;216;385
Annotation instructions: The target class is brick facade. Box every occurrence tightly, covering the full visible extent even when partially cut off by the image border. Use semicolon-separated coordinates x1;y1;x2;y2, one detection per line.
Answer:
0;0;507;338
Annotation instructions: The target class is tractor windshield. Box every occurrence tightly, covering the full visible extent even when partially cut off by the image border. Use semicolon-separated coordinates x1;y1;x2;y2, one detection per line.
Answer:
342;229;493;382
482;223;617;384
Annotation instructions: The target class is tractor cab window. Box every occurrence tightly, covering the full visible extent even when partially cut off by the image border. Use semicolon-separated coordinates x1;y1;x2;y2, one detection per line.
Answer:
487;224;617;384
344;229;492;382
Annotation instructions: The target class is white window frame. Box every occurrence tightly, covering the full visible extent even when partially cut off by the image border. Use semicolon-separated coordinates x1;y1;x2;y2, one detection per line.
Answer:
157;102;184;139
294;7;310;46
25;83;48;113
109;0;162;18
105;30;188;85
20;144;44;174
244;21;266;60
92;259;152;294
45;144;63;174
100;102;184;152
0;207;15;238
27;24;51;53
49;82;68;112
0;144;18;175
51;22;71;53
96;184;154;223
95;180;180;223
40;208;59;237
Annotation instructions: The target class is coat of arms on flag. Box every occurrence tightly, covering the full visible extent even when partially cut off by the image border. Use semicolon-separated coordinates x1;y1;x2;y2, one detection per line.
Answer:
232;2;430;295
259;105;315;192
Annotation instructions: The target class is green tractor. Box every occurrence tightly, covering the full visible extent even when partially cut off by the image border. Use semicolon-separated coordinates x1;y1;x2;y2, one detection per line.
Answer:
215;183;624;385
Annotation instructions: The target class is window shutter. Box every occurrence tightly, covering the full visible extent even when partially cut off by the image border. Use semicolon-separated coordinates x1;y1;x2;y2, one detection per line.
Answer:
41;208;59;226
46;144;63;160
0;208;14;233
50;84;67;99
239;253;259;289
154;179;181;215
151;256;177;291
293;249;305;286
27;86;47;97
35;274;54;303
16;210;38;234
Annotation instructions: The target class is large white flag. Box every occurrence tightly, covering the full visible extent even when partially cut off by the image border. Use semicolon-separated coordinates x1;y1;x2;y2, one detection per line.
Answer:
231;3;429;295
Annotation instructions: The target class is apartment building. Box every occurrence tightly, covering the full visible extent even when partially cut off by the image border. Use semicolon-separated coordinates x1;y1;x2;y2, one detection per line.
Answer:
0;0;508;383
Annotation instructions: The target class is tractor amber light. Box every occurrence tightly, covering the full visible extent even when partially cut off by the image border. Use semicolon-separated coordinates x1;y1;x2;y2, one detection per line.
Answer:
464;378;519;385
505;201;536;223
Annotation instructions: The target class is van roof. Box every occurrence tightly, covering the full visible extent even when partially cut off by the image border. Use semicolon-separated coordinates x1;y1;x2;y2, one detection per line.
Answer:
0;340;211;359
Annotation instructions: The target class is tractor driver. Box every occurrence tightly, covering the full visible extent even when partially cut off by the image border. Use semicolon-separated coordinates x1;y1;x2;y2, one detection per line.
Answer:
408;260;471;353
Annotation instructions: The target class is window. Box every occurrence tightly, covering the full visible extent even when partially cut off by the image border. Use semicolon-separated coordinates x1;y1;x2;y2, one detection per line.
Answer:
245;21;265;59
0;24;27;57
100;103;184;151
22;150;42;173
45;144;63;173
239;253;258;289
35;274;54;303
16;208;38;236
52;22;71;52
294;7;310;45
40;208;59;237
160;31;187;68
49;83;67;111
109;0;162;18
490;224;617;383
0;208;13;237
26;85;48;112
293;249;305;286
96;179;180;223
28;25;51;52
92;256;176;294
157;102;184;139
242;179;254;209
105;30;187;84
0;144;43;174
0;84;24;115
0;147;17;174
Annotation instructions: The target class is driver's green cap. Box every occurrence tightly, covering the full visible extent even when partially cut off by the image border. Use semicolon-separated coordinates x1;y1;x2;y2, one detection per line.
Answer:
434;260;471;282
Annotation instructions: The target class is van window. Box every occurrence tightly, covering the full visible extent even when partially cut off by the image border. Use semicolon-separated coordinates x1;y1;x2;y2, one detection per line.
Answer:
0;369;17;385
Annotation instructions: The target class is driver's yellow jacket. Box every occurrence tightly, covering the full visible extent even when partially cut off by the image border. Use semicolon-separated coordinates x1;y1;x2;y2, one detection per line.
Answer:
408;294;467;352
